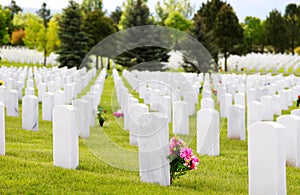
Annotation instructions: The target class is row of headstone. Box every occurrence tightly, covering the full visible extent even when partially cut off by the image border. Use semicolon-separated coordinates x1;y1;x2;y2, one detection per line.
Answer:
0;46;58;65
221;52;300;72
53;68;106;169
113;69;170;186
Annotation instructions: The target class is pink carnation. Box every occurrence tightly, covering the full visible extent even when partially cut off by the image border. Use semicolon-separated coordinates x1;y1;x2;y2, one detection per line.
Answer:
190;155;199;170
180;147;193;160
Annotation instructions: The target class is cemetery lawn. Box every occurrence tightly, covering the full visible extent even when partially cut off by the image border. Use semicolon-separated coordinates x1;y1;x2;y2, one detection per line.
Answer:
0;65;300;194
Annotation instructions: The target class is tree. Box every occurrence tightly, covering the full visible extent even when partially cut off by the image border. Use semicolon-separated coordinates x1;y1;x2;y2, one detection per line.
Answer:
57;0;88;69
110;6;122;25
189;11;218;70
0;6;10;45
215;4;243;71
265;9;289;53
11;29;24;45
81;0;102;14
243;16;265;52
4;0;22;19
83;10;116;69
46;15;60;55
37;2;52;66
23;13;43;49
155;0;194;24
115;0;170;68
284;3;300;55
164;11;192;31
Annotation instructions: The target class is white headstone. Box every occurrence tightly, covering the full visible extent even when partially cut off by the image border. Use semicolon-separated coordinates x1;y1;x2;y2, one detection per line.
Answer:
0;101;5;155
234;93;245;106
73;99;90;138
42;92;54;121
224;93;232;117
291;109;300;117
248;122;286;195
54;90;65;107
158;95;171;123
277;115;300;168
201;98;214;109
138;112;170;186
81;95;96;127
6;90;18;117
172;101;189;135
53;105;78;169
128;103;149;145
197;108;219;156
25;87;35;96
38;83;46;102
22;95;38;131
247;101;262;127
261;95;274;121
228;105;245;140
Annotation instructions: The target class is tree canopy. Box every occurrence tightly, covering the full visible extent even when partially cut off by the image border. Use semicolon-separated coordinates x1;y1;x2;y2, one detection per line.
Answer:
57;0;88;68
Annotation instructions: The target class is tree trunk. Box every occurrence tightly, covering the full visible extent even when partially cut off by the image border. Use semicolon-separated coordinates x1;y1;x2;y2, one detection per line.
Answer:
100;56;103;69
224;52;228;72
43;49;47;67
107;58;110;70
95;55;99;69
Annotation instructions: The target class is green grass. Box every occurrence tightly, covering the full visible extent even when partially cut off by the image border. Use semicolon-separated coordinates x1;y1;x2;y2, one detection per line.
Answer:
1;62;300;194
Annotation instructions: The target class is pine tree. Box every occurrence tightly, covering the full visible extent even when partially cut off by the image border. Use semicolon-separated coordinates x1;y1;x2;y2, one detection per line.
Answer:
115;0;169;69
57;0;88;69
214;4;243;71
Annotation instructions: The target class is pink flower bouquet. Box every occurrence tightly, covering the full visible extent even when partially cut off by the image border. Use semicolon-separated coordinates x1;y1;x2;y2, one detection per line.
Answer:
113;110;124;118
168;137;199;184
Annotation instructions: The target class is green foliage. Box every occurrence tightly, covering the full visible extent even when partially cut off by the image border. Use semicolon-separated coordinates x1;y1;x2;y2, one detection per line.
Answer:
265;9;289;53
83;10;116;50
164;11;192;31
46;15;60;54
110;6;122;25
284;3;300;55
57;0;88;68
23;13;44;49
81;0;102;14
155;0;194;24
37;2;51;28
0;5;10;44
115;0;170;68
243;16;266;52
215;4;243;71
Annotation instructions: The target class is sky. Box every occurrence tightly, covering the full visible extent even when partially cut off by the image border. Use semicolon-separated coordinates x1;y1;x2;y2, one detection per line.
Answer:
0;0;299;21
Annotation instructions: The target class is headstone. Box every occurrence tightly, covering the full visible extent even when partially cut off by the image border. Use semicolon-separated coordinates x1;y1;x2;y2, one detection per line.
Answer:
22;95;38;131
247;101;262;127
224;93;232;117
261;95;274;121
248;122;286;195
38;83;46;102
82;95;95;127
277;115;300;168
6;90;18;117
25;87;35;96
53;105;78;169
54;90;65;107
197;108;220;156
128;103;149;145
0;86;6;106
172;101;189;135
158;96;171;123
42;92;54;121
138;112;170;186
201;98;214;109
291;109;300;117
150;89;160;111
228;105;245;140
73;99;90;138
0;101;5;155
234;93;245;106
